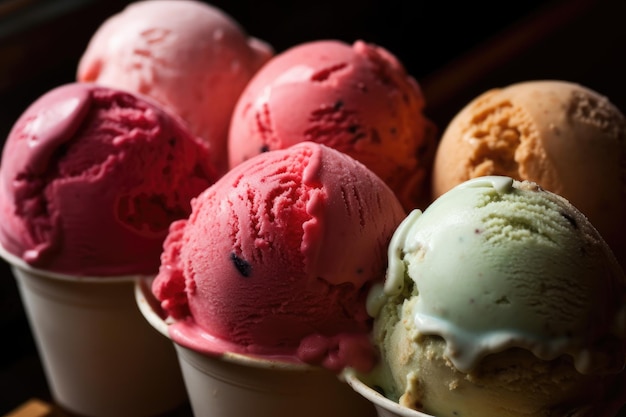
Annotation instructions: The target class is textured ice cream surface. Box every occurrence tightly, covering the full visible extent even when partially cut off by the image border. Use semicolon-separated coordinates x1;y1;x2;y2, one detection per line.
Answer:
153;141;406;372
227;39;436;211
368;176;626;417
431;80;626;269
0;83;218;276
77;0;273;175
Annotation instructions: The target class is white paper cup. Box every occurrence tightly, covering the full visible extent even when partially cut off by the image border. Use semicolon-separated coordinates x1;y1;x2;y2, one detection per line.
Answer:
0;244;188;417
135;277;378;417
343;369;435;417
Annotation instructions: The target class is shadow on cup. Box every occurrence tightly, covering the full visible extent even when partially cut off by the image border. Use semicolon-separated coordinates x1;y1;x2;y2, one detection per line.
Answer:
135;276;378;417
343;368;435;417
0;245;188;417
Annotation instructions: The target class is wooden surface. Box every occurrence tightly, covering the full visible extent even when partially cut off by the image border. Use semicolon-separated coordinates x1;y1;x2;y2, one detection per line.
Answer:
4;399;65;417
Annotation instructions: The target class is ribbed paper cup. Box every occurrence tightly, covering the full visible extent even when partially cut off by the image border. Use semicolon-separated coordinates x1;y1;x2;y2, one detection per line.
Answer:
135;277;377;417
343;369;434;417
0;244;187;417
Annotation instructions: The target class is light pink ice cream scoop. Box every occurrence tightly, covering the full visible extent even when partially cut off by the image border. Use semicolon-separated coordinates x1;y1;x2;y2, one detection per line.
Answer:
78;0;273;175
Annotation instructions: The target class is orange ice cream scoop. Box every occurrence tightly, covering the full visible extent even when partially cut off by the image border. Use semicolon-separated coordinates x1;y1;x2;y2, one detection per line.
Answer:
432;80;626;269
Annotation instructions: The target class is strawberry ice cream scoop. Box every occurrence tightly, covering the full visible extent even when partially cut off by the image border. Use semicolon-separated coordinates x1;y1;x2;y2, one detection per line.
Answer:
0;83;218;276
152;141;406;372
227;40;436;210
77;0;273;175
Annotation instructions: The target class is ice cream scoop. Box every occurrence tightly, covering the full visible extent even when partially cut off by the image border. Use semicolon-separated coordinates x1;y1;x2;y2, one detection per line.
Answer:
153;141;406;373
227;39;436;211
431;80;626;269
0;82;218;276
77;0;273;175
367;176;626;417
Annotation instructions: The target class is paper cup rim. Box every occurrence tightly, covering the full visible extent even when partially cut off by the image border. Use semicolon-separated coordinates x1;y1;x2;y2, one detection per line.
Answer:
0;242;145;283
342;369;435;417
134;277;322;371
134;276;172;338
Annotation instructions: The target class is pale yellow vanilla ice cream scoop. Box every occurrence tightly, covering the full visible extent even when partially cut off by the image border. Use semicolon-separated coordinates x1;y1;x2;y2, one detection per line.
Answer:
431;80;626;269
367;176;626;417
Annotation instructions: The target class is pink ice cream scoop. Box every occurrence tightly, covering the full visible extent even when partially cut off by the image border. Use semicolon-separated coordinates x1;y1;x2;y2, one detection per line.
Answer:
227;40;436;211
0;83;218;276
152;141;406;372
77;0;273;175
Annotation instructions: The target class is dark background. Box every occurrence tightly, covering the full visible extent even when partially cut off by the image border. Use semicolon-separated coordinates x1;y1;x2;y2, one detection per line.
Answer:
4;0;626;139
1;0;625;413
